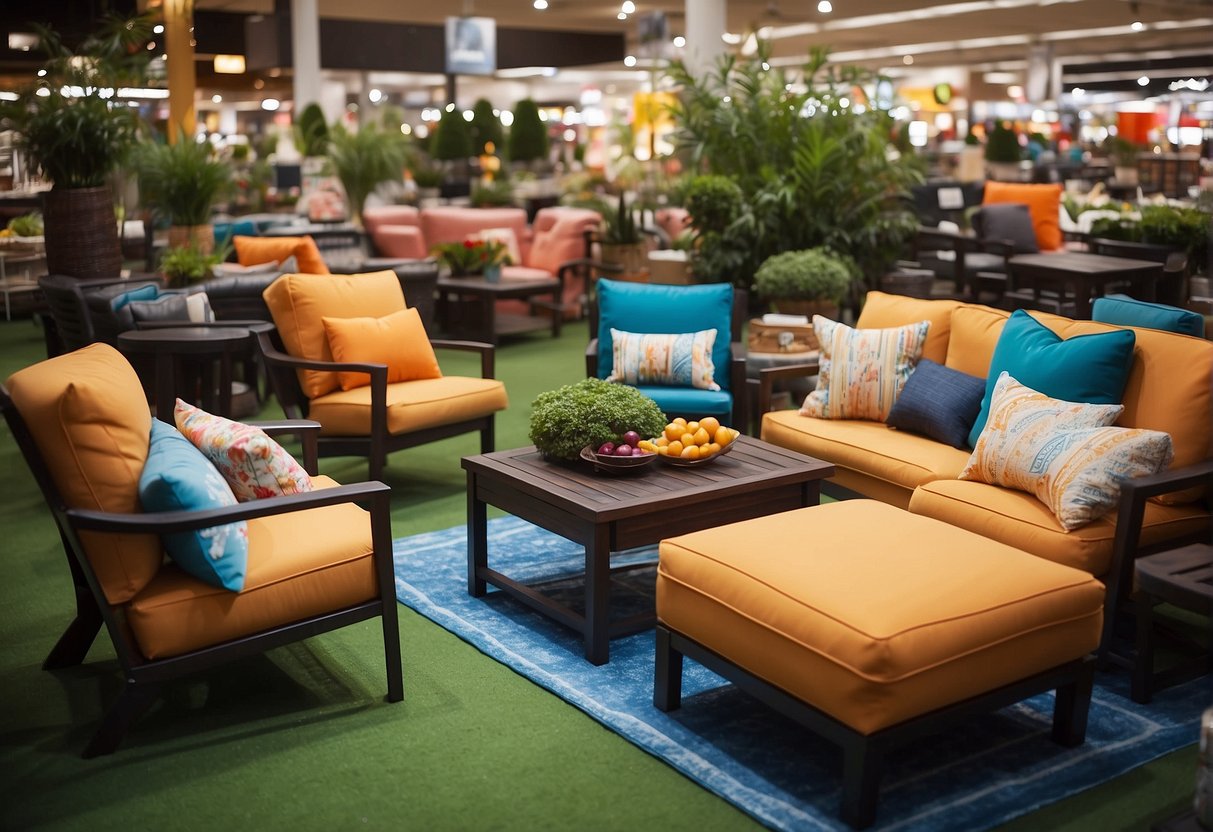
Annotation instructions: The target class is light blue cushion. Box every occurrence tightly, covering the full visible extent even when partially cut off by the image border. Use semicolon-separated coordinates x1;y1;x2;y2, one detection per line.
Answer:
597;279;735;391
1091;294;1205;338
968;309;1136;448
110;284;160;311
138;419;248;591
634;386;733;418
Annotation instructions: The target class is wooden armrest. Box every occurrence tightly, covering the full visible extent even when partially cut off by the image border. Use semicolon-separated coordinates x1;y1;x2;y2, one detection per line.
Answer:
67;480;392;534
429;339;495;379
757;359;820;418
250;419;321;474
976;238;1016;259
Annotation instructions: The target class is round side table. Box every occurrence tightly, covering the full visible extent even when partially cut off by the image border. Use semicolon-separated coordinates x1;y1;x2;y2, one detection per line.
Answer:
118;326;252;420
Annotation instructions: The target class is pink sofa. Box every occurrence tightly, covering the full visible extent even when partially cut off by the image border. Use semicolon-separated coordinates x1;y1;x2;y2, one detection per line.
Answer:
362;205;602;318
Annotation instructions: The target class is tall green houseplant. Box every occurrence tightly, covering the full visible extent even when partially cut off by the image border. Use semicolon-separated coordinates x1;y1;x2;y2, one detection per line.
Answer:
666;45;921;295
1;14;152;279
470;98;504;156
433;107;473;162
326;122;410;226
135;129;230;252
294;102;330;158
508;99;549;165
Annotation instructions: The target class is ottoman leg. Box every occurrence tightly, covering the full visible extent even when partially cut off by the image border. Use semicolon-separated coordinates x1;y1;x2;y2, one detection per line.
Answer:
654;626;683;712
841;736;884;830
1051;656;1096;747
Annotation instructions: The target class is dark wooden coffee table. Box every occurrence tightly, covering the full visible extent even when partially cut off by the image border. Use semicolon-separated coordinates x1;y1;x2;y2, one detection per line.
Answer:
437;273;562;344
118;326;252;420
463;436;834;664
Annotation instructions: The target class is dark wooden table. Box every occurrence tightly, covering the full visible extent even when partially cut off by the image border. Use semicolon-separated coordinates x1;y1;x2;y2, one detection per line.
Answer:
1008;251;1164;319
437;273;562;345
463;436;834;664
118;326;251;421
1133;543;1212;703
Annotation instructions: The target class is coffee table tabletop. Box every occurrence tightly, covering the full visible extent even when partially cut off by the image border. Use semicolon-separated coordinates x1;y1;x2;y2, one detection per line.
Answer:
462;435;834;664
1008;251;1163;318
437;273;562;344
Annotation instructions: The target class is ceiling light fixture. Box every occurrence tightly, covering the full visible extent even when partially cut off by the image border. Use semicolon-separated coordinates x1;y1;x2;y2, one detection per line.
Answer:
1130;20;1144;31
533;0;548;8
212;93;223;103
673;35;686;47
623;55;637;67
621;1;635;12
818;0;832;12
1137;75;1150;86
153;24;164;34
261;98;280;111
903;55;914;65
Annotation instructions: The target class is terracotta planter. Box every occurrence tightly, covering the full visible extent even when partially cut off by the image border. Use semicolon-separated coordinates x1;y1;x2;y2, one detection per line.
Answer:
770;299;839;321
168;225;215;255
43;185;122;280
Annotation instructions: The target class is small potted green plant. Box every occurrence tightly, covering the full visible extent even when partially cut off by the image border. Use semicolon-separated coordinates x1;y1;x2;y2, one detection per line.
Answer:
158;243;226;289
985;121;1024;181
528;378;667;461
1104;135;1142;186
754;247;854;319
431;238;511;281
134;130;230;254
599;192;648;275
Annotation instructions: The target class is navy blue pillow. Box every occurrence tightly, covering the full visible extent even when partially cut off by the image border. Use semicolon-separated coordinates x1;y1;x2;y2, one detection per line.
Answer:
886;359;986;449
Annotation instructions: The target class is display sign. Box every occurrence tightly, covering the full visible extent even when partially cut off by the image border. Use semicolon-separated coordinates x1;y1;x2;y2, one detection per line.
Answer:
445;17;497;76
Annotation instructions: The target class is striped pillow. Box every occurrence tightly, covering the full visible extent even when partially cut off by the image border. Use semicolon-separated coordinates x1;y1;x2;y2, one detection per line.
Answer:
961;373;1173;530
607;328;720;391
800;316;930;421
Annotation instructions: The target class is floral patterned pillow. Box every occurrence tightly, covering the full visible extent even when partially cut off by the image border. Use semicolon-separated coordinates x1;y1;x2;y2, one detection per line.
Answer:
175;400;313;501
606;328;720;391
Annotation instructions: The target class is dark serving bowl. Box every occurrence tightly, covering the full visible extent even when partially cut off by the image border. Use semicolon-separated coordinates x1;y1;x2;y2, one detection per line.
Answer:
580;445;659;475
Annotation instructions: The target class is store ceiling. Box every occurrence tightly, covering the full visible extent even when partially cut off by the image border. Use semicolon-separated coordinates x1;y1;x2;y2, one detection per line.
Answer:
189;0;1213;73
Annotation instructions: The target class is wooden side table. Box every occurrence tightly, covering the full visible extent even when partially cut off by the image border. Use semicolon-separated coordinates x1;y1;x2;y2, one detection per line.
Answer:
1133;543;1213;703
118;326;252;420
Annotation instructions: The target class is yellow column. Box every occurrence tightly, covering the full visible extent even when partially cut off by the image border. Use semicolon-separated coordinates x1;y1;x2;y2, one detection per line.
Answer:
163;0;197;141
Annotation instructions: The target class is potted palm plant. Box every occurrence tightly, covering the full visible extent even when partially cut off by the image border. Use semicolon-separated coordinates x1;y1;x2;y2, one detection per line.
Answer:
327;122;410;227
599;192;648;276
135;130;230;254
1;15;152;279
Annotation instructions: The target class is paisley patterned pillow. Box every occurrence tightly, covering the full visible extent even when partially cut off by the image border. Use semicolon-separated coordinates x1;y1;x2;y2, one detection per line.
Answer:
961;373;1173;530
800;316;930;421
175;400;313;502
606;328;720;391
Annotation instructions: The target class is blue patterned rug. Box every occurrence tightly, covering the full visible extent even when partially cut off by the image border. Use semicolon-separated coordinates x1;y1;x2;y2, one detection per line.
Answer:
393;515;1206;832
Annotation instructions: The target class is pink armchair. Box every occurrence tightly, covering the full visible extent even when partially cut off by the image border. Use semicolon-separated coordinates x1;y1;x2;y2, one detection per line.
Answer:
362;206;426;260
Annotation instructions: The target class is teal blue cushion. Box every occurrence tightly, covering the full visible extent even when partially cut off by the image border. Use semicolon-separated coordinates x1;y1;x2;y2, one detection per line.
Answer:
967;309;1136;448
1091;294;1205;338
597;279;734;391
138;419;248;591
214;219;258;247
635;385;733;419
110;284;160;311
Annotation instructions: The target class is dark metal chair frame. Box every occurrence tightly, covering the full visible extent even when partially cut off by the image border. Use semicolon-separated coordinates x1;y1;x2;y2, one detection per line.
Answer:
256;329;498;482
1;392;403;758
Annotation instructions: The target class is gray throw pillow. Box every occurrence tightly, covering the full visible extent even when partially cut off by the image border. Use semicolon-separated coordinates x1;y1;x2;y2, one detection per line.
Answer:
974;203;1039;254
128;293;191;324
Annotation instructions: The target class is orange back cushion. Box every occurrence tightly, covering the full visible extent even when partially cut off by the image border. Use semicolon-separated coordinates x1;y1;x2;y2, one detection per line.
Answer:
322;307;442;391
234;235;329;274
981;182;1063;251
5;344;159;604
263;271;407;398
855;291;962;365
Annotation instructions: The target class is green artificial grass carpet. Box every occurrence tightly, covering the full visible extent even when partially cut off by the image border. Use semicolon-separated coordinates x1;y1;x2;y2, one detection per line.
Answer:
0;315;1199;831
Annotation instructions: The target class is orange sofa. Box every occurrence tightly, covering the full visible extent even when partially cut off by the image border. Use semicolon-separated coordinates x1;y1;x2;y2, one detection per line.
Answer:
759;291;1213;581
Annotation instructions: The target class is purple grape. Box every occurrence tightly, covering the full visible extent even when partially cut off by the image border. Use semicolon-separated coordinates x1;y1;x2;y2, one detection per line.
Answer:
597;442;616;456
622;430;641;447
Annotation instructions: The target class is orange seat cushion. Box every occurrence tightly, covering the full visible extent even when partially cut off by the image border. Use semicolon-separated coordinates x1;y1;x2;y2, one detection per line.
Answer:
908;478;1210;576
761;410;970;509
126;476;378;659
323;307;442;391
981;182;1064;251
263;270;408;398
234;235;329;275
657;500;1104;735
308;376;508;436
5;344;159;604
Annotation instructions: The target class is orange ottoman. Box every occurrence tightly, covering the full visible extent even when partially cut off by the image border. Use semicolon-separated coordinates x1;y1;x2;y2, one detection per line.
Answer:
654;499;1104;829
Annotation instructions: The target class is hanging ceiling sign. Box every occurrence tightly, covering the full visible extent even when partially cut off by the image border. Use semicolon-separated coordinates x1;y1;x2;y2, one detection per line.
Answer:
445;17;497;76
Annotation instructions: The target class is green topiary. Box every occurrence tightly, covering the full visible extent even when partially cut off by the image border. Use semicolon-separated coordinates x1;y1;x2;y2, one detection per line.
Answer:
294;102;329;157
985;121;1022;163
684;175;742;236
528;378;666;461
433;106;473;161
753;247;854;303
469;98;504;155
508;98;549;163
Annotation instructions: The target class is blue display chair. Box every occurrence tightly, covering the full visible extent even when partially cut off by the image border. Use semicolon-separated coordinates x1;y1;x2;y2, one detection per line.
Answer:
586;278;747;428
1091;294;1205;337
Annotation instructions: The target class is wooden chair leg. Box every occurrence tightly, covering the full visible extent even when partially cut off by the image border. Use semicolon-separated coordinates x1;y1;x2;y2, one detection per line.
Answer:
653;626;683;712
83;680;161;758
841;737;884;829
481;417;495;454
43;586;103;670
381;601;404;703
1051;657;1095;746
1131;592;1157;704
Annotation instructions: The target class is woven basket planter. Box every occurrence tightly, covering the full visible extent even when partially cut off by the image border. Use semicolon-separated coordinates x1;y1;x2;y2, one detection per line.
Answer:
43;186;122;280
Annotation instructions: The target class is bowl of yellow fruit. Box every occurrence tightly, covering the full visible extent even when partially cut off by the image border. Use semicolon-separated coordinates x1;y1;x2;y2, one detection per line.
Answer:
640;416;740;467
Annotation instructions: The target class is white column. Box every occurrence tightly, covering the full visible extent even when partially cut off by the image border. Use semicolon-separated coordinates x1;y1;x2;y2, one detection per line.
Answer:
291;0;322;111
1025;42;1054;104
684;0;727;78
